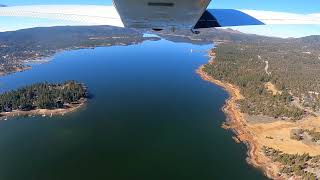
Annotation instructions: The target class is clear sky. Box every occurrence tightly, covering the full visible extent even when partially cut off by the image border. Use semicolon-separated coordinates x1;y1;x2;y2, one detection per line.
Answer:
0;0;319;37
1;0;319;14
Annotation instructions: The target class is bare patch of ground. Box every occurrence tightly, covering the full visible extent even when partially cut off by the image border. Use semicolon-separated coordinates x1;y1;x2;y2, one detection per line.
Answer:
265;82;282;96
198;63;320;179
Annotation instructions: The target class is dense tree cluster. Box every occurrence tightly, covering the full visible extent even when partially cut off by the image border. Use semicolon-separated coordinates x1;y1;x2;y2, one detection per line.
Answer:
0;81;87;112
204;37;320;119
263;146;318;179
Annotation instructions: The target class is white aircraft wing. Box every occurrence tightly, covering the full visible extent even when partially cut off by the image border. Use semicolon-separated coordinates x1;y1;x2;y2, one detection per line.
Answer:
0;5;124;27
0;5;319;30
195;9;320;28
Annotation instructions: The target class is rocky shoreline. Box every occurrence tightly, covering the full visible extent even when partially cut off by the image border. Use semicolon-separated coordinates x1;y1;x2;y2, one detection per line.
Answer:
197;65;281;179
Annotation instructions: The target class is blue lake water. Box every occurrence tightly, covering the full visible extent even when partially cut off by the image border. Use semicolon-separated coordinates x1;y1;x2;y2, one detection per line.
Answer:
0;39;267;180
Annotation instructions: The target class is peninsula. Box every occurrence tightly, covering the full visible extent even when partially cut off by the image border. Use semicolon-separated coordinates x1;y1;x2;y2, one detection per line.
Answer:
198;34;320;179
0;81;87;119
0;26;160;76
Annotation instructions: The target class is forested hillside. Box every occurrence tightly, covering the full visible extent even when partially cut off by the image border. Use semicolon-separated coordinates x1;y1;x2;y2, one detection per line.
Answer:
0;26;159;75
203;35;320;120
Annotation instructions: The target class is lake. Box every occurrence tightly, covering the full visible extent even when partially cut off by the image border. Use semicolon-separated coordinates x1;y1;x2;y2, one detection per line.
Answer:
0;39;267;180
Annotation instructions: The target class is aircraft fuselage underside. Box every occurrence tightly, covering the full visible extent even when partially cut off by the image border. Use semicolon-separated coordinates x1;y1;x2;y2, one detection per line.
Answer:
112;0;212;31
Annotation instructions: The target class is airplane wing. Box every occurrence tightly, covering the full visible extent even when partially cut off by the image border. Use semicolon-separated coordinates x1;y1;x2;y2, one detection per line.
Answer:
0;5;124;27
0;4;319;31
195;9;320;28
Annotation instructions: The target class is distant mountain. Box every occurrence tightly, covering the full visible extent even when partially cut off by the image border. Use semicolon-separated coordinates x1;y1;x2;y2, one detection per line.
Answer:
0;26;160;75
0;4;7;7
294;35;320;47
156;28;279;44
0;25;319;76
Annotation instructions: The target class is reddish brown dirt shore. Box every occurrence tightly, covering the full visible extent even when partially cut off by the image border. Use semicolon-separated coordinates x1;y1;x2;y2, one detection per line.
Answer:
0;98;86;120
197;65;281;180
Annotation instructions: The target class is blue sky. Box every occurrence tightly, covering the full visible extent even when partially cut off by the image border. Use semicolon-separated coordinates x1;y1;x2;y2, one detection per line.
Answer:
1;0;319;14
0;0;319;37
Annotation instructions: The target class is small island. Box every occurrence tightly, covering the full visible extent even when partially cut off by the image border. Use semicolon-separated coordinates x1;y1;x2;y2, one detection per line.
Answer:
0;81;88;119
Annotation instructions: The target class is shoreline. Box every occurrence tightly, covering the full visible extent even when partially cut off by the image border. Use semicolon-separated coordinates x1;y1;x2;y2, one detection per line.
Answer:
197;65;280;179
0;98;86;120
